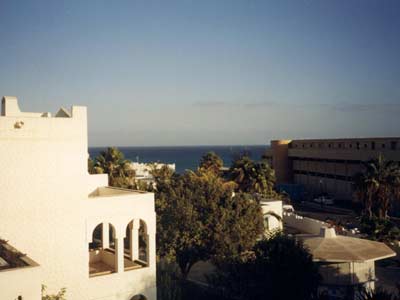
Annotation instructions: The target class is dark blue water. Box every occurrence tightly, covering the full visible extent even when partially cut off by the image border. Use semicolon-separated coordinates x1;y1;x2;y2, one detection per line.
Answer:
89;145;267;173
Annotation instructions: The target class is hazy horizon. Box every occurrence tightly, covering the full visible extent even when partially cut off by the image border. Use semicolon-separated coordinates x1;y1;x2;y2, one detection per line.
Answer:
1;0;399;146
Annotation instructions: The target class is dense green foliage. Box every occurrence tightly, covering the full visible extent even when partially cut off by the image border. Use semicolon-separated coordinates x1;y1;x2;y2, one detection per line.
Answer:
228;154;279;197
355;287;400;300
317;286;400;300
41;285;66;300
157;262;182;300
198;151;224;174
153;166;264;278
209;233;320;300
89;147;136;188
353;155;400;241
353;154;400;219
359;216;400;242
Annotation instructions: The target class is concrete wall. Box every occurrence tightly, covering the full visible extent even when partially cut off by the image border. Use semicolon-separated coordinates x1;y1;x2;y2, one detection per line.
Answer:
283;212;329;234
270;140;292;184
0;265;41;300
0;97;156;300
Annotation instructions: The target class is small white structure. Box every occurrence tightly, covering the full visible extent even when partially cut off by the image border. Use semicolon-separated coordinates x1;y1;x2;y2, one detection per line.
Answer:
299;227;395;300
130;162;175;182
260;198;283;232
0;97;156;300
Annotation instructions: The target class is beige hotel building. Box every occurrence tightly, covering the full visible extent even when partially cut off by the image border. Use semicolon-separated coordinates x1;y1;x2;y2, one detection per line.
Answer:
264;137;400;202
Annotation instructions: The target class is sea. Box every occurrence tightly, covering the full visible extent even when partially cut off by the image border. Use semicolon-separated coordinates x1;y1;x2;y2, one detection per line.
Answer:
89;145;267;174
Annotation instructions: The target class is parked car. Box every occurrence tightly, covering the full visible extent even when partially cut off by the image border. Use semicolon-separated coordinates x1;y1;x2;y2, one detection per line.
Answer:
313;196;334;205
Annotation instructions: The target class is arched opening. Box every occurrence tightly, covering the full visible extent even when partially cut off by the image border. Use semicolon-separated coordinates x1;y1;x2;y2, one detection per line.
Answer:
139;220;149;263
89;222;117;277
124;219;149;271
130;295;147;300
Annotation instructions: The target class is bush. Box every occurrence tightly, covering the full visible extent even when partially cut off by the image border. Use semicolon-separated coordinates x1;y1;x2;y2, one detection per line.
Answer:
41;285;66;300
209;233;320;300
360;216;400;242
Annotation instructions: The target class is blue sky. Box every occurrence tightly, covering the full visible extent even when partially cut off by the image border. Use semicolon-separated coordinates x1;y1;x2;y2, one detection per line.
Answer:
0;0;399;146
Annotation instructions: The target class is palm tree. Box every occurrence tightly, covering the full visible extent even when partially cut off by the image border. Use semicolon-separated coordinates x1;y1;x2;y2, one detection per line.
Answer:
199;152;224;174
91;147;135;187
353;154;400;219
229;155;276;197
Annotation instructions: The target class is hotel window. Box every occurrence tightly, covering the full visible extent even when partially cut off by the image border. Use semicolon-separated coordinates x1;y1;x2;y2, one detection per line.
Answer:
338;143;342;149
356;142;360;150
371;142;375;150
328;143;332;148
391;141;397;150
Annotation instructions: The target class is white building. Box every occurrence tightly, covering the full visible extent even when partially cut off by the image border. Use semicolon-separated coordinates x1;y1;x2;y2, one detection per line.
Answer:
298;227;395;300
0;97;156;300
260;199;283;233
129;162;175;183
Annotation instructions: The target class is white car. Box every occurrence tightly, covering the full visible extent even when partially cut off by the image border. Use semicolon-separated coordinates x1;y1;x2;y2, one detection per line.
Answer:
313;196;334;205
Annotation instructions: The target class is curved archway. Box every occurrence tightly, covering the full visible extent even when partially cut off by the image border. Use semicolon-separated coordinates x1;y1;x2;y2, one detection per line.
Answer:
124;219;149;271
89;222;117;277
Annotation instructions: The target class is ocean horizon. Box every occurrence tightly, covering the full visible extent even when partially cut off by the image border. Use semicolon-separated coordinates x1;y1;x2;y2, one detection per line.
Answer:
89;145;268;173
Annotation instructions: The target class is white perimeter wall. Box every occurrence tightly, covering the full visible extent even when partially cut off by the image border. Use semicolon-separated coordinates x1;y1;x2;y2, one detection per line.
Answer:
283;212;328;234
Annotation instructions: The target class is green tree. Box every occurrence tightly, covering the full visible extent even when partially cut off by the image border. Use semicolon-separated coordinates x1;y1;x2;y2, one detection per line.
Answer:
154;169;263;279
353;154;400;219
41;285;66;300
90;147;135;188
199;152;223;174
229;154;277;197
210;233;320;300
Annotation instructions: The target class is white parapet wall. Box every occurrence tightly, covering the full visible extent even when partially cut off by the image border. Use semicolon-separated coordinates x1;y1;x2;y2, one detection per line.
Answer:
283;211;329;234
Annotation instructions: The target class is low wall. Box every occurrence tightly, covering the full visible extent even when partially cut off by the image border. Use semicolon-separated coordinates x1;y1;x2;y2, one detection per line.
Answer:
0;264;41;300
283;212;328;234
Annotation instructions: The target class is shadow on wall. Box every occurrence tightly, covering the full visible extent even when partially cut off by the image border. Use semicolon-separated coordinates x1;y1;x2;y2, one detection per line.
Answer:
317;262;374;300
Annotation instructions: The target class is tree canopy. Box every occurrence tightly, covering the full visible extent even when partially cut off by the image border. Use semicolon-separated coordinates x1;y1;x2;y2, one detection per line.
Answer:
352;154;400;241
199;152;224;174
353;154;400;219
154;168;264;278
228;154;278;197
209;233;320;300
89;147;135;188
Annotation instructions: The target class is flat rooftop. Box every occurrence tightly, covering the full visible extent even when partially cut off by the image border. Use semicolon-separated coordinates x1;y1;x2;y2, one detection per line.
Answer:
89;186;148;198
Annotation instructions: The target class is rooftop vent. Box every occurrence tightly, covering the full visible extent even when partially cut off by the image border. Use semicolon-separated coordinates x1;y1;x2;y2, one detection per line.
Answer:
320;226;337;238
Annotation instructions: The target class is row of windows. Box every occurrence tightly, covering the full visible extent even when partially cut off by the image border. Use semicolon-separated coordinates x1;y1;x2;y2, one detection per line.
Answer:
291;157;362;165
294;170;352;182
290;141;398;151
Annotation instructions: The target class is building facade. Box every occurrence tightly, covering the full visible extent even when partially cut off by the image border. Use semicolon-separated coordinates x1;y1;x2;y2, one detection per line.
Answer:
264;138;400;201
0;97;156;300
